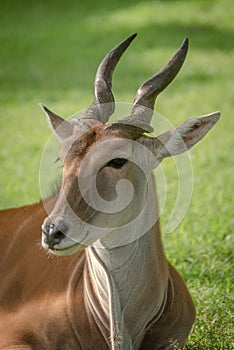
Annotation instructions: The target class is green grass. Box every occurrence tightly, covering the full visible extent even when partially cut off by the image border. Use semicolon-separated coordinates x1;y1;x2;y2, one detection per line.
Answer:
0;0;233;348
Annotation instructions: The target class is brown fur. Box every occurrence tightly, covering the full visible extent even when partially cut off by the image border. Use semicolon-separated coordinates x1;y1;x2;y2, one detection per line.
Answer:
0;196;195;349
0;201;107;349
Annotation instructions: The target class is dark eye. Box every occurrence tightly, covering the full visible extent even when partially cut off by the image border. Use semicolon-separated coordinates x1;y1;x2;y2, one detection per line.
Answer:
106;158;128;169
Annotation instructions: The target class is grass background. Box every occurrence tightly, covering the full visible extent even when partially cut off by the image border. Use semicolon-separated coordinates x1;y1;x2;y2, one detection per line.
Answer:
0;0;233;348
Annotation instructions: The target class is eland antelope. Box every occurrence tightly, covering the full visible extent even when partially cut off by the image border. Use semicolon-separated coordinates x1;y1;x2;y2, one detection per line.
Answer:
0;34;220;349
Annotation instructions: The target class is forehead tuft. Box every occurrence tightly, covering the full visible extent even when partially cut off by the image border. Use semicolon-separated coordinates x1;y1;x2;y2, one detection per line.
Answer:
59;125;134;162
59;128;97;161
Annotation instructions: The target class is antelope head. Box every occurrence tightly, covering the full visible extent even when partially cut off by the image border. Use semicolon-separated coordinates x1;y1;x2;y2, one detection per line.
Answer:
41;34;220;255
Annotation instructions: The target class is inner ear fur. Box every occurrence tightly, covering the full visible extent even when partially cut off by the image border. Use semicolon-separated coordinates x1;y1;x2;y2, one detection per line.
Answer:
138;112;220;160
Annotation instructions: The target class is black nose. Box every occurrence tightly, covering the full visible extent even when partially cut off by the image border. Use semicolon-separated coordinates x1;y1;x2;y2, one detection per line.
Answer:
42;223;65;249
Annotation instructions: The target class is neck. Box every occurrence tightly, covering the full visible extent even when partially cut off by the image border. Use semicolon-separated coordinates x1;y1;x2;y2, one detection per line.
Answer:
84;176;169;349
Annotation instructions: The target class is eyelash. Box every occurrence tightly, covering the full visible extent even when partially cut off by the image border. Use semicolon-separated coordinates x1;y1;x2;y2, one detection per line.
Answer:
105;158;128;169
54;157;128;170
54;157;64;168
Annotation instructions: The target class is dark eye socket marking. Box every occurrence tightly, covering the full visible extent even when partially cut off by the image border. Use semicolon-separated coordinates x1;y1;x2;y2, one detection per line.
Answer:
105;158;128;169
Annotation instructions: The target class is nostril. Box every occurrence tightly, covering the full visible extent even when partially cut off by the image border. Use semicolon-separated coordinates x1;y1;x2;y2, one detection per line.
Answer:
42;221;67;248
53;230;64;241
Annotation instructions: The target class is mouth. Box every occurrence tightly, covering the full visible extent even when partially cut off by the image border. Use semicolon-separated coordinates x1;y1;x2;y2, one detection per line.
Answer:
48;242;85;256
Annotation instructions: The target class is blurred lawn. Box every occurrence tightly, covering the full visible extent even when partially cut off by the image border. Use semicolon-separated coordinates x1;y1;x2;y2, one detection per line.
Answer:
0;0;233;348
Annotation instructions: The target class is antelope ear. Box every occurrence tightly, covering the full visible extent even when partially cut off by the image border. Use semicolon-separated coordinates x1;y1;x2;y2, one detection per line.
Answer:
39;103;74;141
141;112;220;161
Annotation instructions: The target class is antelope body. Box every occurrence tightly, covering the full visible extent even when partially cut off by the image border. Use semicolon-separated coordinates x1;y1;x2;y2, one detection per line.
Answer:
0;34;219;349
